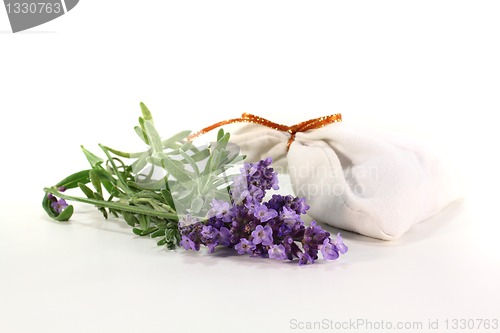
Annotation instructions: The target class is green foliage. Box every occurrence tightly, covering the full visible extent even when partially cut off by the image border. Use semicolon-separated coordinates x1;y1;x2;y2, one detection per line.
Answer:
43;102;243;249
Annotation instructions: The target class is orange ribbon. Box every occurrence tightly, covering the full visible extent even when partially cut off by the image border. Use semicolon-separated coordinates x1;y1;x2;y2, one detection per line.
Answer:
188;113;342;150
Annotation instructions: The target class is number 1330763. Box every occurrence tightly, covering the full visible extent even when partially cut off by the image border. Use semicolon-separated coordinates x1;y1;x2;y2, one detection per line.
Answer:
6;2;62;14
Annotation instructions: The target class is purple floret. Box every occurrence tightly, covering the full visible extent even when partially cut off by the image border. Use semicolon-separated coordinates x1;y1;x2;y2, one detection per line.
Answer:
218;227;231;247
298;251;314;266
51;199;68;214
251;225;273;246
234;238;256;255
268;244;286;260
253;203;278;223
180;235;198;251
280;206;301;227
320;238;339;260
334;233;348;254
209;199;233;222
201;225;219;253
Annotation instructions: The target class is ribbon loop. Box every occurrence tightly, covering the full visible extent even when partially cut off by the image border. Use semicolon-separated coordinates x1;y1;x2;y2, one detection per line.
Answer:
188;113;342;150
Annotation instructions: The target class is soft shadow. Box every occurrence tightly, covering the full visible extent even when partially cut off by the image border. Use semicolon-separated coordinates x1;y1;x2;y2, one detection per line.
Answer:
396;198;466;243
59;205;133;235
175;246;351;271
317;198;466;247
40;202;138;236
40;200;466;269
177;248;281;269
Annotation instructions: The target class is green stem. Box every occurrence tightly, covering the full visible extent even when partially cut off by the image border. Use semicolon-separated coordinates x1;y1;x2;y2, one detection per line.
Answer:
130;198;175;213
44;188;178;220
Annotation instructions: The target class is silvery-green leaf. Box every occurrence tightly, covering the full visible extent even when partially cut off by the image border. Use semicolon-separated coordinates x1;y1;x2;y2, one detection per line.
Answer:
81;146;103;167
144;120;164;155
134;125;149;144
190;197;204;214
139;102;154;122
160;156;194;182
179;149;200;176
131;152;149;174
190;149;210;162
162;130;191;149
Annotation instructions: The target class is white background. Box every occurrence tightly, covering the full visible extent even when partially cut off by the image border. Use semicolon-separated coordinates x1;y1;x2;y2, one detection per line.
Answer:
1;1;499;332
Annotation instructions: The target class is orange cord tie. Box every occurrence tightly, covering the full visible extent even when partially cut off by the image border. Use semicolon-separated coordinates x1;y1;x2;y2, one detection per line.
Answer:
188;113;342;150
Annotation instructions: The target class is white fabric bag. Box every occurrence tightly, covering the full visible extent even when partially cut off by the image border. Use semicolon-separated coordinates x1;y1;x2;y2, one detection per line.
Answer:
230;121;460;240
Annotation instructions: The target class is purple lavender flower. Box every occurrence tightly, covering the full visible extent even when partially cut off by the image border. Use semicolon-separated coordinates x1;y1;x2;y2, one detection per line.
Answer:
282;236;299;261
218;226;231;247
47;193;57;203
178;214;200;228
234;238;256;255
51;199;68;214
201;225;218;240
266;194;286;212
209;199;233;222
303;221;330;245
275;223;290;238
268;244;286;260
253;157;279;190
334;233;348;254
231;158;280;204
298;251;314;266
251;225;273;246
320;238;339;260
244;196;259;214
300;220;330;260
248;185;265;203
290;197;310;215
206;243;217;253
180;235;197;251
253;203;278;222
280;206;300;227
201;225;219;253
207;216;225;229
247;163;259;176
229;174;250;204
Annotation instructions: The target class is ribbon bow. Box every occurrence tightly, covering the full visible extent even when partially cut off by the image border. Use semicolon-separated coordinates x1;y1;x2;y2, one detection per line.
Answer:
188;113;342;150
